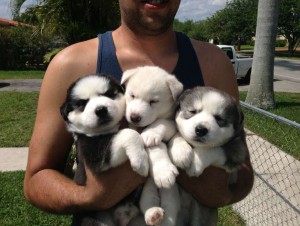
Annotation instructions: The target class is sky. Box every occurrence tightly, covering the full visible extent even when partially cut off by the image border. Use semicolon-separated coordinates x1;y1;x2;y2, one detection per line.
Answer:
0;0;227;22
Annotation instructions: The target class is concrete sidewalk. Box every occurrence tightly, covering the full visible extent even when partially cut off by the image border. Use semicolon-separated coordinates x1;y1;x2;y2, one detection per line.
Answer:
0;147;28;172
1;133;299;226
0;79;42;92
233;132;300;225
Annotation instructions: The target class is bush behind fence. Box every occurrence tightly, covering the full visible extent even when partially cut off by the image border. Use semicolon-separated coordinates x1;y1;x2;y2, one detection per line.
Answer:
233;102;300;226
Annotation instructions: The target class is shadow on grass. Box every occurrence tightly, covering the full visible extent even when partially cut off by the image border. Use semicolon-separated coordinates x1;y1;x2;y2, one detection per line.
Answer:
0;82;10;88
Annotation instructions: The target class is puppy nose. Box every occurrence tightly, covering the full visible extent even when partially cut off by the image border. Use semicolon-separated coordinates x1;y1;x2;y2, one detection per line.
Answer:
95;106;108;117
195;125;208;137
130;114;141;123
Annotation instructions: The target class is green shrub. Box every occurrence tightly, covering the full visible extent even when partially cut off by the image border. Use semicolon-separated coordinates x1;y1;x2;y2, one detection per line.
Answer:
0;26;51;70
275;39;287;47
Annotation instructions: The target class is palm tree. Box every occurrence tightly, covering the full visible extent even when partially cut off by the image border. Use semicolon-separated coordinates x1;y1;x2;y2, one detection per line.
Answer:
245;0;279;109
9;0;26;19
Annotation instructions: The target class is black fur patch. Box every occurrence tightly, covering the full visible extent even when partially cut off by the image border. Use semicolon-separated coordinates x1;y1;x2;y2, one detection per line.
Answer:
222;129;248;171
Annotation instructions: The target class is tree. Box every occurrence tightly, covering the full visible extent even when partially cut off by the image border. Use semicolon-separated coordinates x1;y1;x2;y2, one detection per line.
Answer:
11;0;120;44
173;19;210;41
205;0;258;47
245;0;280;109
278;0;300;56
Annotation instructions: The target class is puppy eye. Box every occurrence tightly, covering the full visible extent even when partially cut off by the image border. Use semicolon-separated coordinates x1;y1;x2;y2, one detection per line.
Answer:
75;99;88;111
130;94;135;99
104;89;118;99
183;110;195;119
215;115;227;127
150;100;158;105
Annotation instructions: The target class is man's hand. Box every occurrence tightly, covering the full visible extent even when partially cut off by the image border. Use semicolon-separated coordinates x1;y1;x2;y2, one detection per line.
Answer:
83;161;147;210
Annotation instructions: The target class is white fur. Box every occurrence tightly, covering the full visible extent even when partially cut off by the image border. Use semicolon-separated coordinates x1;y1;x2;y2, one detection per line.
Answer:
140;178;180;226
121;66;183;131
185;146;227;177
114;203;140;226
147;143;178;189
64;74;150;226
66;75;126;136
109;128;149;177
141;119;177;147
169;87;238;176
176;91;234;148
67;95;125;136
72;75;110;100
167;87;241;223
121;66;183;226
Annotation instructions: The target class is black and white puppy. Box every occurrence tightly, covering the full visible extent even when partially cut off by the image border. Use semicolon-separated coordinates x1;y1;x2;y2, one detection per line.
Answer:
60;73;149;226
168;86;249;225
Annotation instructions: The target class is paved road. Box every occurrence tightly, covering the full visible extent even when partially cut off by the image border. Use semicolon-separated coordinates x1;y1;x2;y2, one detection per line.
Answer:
238;58;300;93
274;58;300;82
0;58;299;93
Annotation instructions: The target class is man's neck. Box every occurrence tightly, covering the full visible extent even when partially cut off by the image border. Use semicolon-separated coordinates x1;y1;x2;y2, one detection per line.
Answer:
112;26;178;73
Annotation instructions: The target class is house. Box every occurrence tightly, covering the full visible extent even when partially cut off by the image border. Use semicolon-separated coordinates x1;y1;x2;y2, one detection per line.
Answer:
0;18;34;28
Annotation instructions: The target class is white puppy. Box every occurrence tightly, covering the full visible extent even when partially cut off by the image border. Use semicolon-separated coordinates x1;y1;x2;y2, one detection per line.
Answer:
121;66;183;226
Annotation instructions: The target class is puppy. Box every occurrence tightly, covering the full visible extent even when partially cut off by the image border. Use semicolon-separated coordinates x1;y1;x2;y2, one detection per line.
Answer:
60;73;149;226
168;86;249;225
121;66;183;226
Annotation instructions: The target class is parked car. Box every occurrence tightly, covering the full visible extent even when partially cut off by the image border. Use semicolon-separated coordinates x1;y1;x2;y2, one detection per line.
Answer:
217;45;253;83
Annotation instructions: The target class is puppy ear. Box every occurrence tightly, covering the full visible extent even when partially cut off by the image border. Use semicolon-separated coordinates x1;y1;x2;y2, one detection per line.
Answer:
121;68;138;85
166;76;184;101
222;130;248;171
60;103;70;122
237;104;244;125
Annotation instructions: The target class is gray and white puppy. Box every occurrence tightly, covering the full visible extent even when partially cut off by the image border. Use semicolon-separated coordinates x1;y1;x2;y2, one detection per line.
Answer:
168;86;248;225
60;73;149;226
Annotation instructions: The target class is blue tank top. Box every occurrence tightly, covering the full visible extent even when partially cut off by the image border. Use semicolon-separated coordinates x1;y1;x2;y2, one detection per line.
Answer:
96;31;204;89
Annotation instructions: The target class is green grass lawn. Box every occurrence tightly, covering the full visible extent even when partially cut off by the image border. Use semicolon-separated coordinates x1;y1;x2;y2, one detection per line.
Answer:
0;92;39;147
0;171;72;226
1;90;298;225
0;71;45;79
240;92;300;160
0;171;244;226
239;46;300;60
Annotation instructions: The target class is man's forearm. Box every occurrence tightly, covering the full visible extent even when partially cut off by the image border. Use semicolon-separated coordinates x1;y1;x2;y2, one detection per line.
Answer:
24;169;90;214
24;161;146;214
176;159;254;207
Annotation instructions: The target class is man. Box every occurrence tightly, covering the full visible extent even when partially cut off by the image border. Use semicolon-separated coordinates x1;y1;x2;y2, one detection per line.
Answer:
24;0;253;223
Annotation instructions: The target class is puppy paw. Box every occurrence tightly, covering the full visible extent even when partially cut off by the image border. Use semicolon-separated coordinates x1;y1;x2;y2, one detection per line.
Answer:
186;163;204;177
169;142;193;169
152;163;178;188
142;131;162;147
114;203;139;226
129;150;149;177
145;207;164;226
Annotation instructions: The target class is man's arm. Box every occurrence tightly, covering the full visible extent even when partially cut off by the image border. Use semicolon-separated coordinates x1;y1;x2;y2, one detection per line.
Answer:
24;41;146;213
177;159;253;207
176;40;254;207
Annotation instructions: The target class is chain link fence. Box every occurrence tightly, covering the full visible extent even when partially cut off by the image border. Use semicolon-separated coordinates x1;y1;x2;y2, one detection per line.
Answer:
232;102;300;225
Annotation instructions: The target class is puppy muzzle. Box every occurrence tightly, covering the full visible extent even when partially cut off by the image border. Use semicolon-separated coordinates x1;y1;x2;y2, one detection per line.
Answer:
195;125;208;137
